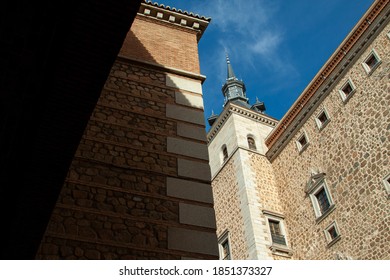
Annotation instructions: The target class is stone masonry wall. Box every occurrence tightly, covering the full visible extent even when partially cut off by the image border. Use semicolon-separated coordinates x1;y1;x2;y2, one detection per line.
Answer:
212;157;248;259
251;153;284;215
271;23;390;260
250;153;290;260
36;12;217;259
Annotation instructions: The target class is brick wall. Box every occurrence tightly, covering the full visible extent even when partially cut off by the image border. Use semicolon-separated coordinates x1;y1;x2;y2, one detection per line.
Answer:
120;17;201;74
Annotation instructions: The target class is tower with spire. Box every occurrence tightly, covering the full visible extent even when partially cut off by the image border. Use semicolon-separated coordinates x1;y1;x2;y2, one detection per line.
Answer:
206;54;280;260
208;54;266;126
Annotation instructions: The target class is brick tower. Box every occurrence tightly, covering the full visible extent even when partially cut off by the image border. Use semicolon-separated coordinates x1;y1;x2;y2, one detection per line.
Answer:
36;1;218;260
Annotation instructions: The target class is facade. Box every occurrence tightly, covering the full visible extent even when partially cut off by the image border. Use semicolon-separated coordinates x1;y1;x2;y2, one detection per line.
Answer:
36;1;218;260
208;0;389;260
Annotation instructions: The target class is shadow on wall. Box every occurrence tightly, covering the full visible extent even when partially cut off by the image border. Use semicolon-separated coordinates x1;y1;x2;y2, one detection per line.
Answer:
0;0;142;260
35;13;215;260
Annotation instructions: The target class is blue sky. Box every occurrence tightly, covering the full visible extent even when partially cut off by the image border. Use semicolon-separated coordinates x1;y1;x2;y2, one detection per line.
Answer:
157;0;374;128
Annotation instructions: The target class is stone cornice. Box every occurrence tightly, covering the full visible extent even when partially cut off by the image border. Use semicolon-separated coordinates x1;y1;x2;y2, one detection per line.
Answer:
207;103;278;143
265;0;390;161
140;1;211;41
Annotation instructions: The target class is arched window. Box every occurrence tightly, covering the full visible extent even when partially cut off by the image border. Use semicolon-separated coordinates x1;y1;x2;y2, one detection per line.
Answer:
247;136;256;150
222;145;228;162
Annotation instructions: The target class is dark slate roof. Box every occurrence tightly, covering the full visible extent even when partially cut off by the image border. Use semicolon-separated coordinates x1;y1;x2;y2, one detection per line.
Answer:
230;99;252;109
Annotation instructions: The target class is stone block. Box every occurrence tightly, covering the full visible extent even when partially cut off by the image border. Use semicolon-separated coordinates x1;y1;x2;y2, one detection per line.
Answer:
167;177;213;203
168;227;218;256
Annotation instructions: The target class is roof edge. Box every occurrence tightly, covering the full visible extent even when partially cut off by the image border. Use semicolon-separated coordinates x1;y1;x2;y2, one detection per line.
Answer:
265;0;389;149
141;1;211;41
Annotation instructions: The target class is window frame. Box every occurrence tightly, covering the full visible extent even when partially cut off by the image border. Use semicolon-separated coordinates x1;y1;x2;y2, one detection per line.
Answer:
263;211;288;247
296;131;309;153
308;180;335;222
338;78;356;103
324;221;341;247
268;218;288;246
218;231;232;260
315;108;330;130
263;210;293;257
362;49;381;75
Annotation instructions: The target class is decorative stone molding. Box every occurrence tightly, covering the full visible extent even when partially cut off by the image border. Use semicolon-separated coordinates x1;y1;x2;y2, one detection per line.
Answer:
269;244;293;257
207;103;278;143
140;1;211;41
305;172;326;194
262;210;285;219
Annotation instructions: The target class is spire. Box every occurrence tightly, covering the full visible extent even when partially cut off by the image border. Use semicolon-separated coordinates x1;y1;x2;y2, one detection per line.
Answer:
226;53;236;80
221;54;248;107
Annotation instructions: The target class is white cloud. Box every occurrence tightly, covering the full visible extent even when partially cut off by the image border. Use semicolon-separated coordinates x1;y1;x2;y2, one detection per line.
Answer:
192;0;298;80
250;32;281;55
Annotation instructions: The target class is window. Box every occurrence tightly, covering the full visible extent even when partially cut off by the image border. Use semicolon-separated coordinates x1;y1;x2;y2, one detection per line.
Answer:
269;219;287;246
315;108;330;130
218;231;231;260
247;136;257;150
315;188;331;214
296;132;309;153
308;180;335;221
222;145;228;162
324;221;341;247
362;49;381;74
338;78;356;102
263;210;292;256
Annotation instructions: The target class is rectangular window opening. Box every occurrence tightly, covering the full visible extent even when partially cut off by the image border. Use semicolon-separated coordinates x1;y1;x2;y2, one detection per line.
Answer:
218;232;231;260
315;188;331;215
362;49;381;74
342;82;353;95
327;226;339;240
221;240;231;260
297;132;309;153
324;222;341;247
366;54;378;69
339;78;356;102
269;220;287;246
316;109;330;130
